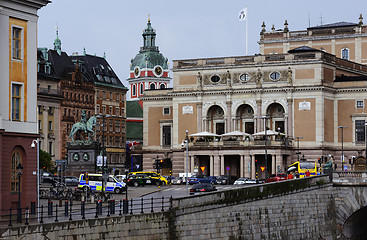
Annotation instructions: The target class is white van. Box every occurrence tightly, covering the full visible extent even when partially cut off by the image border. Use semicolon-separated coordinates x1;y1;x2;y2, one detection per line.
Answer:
78;173;126;194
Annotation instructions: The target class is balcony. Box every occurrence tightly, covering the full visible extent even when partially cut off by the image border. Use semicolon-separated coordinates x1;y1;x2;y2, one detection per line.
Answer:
190;138;293;148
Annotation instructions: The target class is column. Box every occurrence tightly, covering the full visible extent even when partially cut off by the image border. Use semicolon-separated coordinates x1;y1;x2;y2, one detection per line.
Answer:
240;155;244;177
287;99;293;137
271;154;276;174
197;103;202;132
213;155;220;176
209;155;214;176
251;155;256;179
243;154;248;178
276;155;283;173
226;101;232;132
256;100;262;132
220;155;224;176
190;156;194;174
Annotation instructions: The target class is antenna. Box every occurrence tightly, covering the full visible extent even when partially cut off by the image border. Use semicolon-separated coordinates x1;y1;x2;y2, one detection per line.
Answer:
320;13;323;25
308;12;310;28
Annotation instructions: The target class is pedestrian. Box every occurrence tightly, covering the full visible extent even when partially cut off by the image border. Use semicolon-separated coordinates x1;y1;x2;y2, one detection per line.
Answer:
288;172;293;179
306;170;310;177
295;171;299;178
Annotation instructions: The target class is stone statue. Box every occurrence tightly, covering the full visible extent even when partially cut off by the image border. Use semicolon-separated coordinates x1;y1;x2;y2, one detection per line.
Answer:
256;69;262;87
197;72;203;87
68;113;96;142
287;67;293;85
226;70;232;87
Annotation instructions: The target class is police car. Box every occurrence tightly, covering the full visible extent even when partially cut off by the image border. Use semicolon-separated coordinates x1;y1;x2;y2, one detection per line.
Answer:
78;173;126;194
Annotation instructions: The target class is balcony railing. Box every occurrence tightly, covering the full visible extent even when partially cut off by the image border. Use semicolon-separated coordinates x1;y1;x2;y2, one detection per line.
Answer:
191;138;292;148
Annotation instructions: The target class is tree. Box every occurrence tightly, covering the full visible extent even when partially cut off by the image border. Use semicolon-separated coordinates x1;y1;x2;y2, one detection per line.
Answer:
39;149;55;173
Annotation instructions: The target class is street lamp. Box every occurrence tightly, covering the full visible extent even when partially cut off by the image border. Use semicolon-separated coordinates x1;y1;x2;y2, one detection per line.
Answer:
185;130;189;194
96;114;111;194
338;126;347;171
293;137;303;161
16;162;23;223
31;139;39;220
259;116;270;178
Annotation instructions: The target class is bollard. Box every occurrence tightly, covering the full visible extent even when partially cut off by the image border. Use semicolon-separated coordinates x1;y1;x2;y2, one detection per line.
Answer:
98;200;102;215
81;201;85;219
91;194;94;203
25;207;29;225
64;201;69;216
119;200;122;216
110;200;115;215
130;199;133;215
59;199;62;207
8;208;12;227
141;198;144;214
161;196;164;212
69;202;72;221
55;204;58;222
151;197;154;213
48;201;53;216
31;201;36;215
107;201;110;217
123;199;128;214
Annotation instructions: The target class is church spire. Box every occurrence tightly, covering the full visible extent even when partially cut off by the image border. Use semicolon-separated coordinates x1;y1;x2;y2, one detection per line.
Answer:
54;26;62;55
142;15;157;51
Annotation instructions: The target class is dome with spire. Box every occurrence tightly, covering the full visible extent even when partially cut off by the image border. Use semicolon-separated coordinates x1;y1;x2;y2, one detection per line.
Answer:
129;19;168;72
54;28;62;55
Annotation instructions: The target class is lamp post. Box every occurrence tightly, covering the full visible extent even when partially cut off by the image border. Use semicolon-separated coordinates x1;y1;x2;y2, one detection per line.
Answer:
365;123;367;168
185;130;189;195
16;162;23;223
338;126;347;171
96;114;111;194
31;139;39;220
293;137;303;161
259;116;270;178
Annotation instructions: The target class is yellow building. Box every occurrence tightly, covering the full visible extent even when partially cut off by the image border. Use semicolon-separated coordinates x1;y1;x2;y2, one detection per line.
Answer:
142;17;367;179
0;0;48;210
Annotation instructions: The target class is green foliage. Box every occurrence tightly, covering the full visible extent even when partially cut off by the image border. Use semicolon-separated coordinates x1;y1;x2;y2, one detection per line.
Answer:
39;149;55;173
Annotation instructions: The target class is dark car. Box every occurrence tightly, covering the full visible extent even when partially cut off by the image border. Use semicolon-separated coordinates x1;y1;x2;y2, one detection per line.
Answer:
188;175;217;185
127;173;164;187
190;183;217;195
216;175;238;185
266;173;287;183
64;176;79;186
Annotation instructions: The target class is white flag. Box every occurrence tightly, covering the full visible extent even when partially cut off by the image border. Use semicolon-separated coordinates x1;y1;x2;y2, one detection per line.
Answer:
238;7;248;21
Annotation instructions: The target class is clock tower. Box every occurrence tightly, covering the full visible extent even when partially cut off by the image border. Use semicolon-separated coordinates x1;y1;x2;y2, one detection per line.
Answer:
128;17;171;99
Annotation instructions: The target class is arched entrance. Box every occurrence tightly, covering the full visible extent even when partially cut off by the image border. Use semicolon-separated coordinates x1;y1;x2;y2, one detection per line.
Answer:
342;206;367;239
207;105;225;135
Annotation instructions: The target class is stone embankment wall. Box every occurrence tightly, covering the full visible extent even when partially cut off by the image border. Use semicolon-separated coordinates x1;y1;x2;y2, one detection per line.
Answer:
1;176;336;240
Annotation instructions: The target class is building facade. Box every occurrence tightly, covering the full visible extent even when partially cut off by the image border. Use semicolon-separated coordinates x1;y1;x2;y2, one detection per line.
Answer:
0;0;48;210
142;19;367;179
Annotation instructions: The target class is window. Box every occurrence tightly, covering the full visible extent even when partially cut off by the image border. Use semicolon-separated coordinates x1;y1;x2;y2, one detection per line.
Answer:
96;105;100;114
162;125;172;146
109;119;113;132
355;120;365;143
116;107;120;116
48;121;53;131
109;106;113;115
102;106;106;115
45;64;51;74
240;73;250;82
150;83;156;90
357;101;364;109
12;27;22;60
160;84;166;89
48;107;54;116
210;75;220;83
342;48;349;60
38;120;42;131
163;107;170;115
11;151;21;192
12;84;21;121
140;84;144;95
49;142;53;155
115;120;120;133
132;85;136;96
270;72;281;81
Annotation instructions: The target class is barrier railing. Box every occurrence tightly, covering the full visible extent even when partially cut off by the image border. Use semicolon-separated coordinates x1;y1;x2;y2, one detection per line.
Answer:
0;196;172;228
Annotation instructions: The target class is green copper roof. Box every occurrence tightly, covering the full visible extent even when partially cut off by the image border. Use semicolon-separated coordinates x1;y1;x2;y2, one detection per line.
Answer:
53;30;62;55
126;101;143;118
130;20;168;70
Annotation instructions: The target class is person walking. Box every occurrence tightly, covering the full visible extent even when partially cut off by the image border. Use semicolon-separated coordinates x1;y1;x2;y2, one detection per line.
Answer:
305;170;311;177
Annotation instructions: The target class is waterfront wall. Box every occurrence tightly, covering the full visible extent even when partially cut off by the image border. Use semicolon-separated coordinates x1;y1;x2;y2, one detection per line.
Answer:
1;176;339;239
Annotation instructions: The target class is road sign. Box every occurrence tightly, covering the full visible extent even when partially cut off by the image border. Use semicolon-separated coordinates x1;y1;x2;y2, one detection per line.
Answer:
55;160;67;165
200;166;206;172
260;167;265;172
226;167;230;171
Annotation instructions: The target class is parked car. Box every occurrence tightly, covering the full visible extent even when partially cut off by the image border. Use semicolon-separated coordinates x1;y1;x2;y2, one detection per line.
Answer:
233;178;257;185
128;171;168;185
126;173;166;187
64;176;79;186
171;176;183;185
266;173;287;183
163;176;172;184
190;183;217;195
216;175;238;185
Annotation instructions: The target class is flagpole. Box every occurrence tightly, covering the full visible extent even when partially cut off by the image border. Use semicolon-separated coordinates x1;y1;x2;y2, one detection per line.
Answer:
246;8;248;55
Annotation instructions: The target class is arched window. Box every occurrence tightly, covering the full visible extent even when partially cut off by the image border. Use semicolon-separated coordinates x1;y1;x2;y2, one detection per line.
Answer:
150;83;156;90
140;84;144;95
160;84;166;89
342;48;349;60
11;151;21;192
132;84;136;96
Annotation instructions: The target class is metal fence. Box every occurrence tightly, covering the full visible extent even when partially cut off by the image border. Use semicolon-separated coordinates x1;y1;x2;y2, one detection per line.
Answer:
0;196;172;227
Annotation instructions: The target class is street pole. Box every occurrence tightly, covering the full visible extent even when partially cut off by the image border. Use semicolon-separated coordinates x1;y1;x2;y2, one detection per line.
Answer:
97;114;111;194
260;116;270;178
365;123;367;168
185;130;189;195
294;137;303;162
31;139;39;220
338;126;347;171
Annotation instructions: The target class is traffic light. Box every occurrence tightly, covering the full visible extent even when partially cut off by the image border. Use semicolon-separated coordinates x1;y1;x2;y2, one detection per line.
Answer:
159;159;163;169
352;156;356;165
318;158;321;165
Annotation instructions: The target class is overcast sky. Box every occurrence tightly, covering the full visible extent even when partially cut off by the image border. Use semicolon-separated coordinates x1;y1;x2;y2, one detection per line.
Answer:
38;0;366;91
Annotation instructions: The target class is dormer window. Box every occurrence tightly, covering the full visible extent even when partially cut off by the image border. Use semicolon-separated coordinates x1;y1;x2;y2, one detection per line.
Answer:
341;48;349;60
